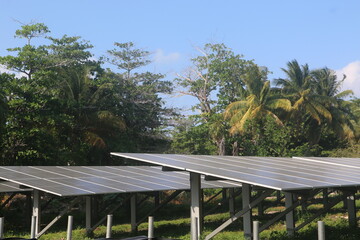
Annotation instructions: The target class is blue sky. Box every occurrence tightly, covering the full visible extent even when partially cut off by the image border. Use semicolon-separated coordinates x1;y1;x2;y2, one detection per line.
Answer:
1;0;360;112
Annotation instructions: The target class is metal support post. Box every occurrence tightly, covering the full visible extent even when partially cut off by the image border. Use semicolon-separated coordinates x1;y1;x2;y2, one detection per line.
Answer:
154;192;160;207
106;214;113;238
253;221;259;240
26;193;32;227
318;221;325;240
131;193;137;232
67;215;73;240
257;190;264;217
276;191;281;203
301;194;307;212
242;183;252;240
346;191;357;227
0;217;4;238
200;189;204;232
222;188;227;201
30;216;36;238
85;196;92;233
323;189;328;208
190;172;201;240
32;189;41;235
148;216;154;238
229;188;235;217
284;192;295;236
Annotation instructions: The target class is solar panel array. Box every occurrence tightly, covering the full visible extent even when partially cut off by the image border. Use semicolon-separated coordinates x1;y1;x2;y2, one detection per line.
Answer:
0;166;242;196
111;153;360;191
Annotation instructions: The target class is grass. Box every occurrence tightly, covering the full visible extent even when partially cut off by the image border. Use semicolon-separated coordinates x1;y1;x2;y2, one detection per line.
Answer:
2;191;360;239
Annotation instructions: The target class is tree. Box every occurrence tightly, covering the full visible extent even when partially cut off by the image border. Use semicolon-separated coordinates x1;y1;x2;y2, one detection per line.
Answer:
170;116;217;155
105;42;174;152
275;60;332;125
275;60;336;146
56;66;125;151
225;66;291;135
312;68;356;141
175;43;255;118
0;23;50;80
174;43;257;155
0;23;105;165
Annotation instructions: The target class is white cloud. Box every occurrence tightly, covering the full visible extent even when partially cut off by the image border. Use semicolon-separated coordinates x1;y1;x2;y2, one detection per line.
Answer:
0;64;27;78
336;61;360;98
0;65;10;74
153;49;180;64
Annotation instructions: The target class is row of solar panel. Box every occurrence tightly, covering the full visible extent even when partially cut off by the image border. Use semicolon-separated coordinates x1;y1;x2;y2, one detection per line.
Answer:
0;166;242;196
110;153;360;191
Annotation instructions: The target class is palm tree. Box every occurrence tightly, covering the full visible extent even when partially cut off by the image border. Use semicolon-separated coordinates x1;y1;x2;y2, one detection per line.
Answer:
275;60;333;125
225;66;291;135
57;66;125;149
311;68;356;140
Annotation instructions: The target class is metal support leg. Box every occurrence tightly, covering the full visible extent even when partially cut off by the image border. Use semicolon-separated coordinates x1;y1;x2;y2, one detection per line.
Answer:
32;189;41;235
242;183;252;240
0;217;4;238
222;188;227;201
285;192;295;236
229;188;235;217
26;193;32;227
318;221;325;240
190;172;201;240
257;190;264;217
301;194;307;212
85;196;92;233
347;191;357;227
253;221;259;240
154;192;160;207
323;189;328;208
276;191;281;203
200;189;204;232
131;194;137;232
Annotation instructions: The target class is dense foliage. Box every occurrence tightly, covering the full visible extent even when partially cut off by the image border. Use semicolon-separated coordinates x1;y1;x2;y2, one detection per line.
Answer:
0;23;173;165
1;23;359;166
171;44;360;157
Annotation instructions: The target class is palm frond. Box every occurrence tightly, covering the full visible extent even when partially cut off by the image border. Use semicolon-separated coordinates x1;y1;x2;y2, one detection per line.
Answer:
267;99;292;111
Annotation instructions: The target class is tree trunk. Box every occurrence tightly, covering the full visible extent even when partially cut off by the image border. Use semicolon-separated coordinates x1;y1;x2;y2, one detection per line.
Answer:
217;137;225;156
232;141;239;156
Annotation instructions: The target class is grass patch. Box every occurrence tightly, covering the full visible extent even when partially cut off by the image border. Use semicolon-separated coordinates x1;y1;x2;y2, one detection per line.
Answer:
2;192;360;239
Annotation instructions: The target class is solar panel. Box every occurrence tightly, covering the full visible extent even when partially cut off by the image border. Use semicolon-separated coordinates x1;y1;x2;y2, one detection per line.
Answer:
111;153;360;191
0;166;242;196
0;181;32;193
293;156;360;169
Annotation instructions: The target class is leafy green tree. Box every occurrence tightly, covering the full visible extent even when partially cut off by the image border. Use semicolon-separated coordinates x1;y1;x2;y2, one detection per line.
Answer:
0;23;105;165
170;117;217;155
105;42;174;153
0;23;50;81
174;43;257;155
175;43;255;117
